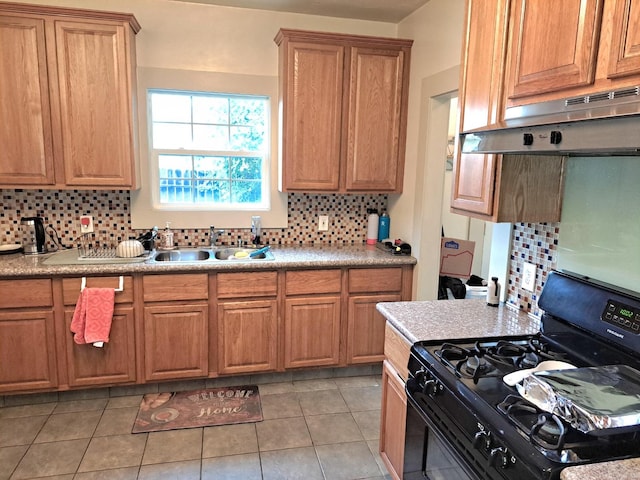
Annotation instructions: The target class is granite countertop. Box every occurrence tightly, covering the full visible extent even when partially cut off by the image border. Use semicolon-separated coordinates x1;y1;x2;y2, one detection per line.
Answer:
376;299;637;480
0;244;416;278
377;298;541;344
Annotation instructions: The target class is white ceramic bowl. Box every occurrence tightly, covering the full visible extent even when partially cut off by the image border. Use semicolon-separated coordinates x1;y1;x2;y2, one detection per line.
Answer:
116;240;145;258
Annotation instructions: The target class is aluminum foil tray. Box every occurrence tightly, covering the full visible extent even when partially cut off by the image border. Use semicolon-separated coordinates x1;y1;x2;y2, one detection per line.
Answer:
516;365;640;435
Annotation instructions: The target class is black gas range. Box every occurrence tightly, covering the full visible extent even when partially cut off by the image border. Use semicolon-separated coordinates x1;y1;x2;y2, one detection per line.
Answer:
404;271;640;480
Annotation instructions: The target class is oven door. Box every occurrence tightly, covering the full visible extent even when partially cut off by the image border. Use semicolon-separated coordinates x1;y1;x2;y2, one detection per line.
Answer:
405;391;478;480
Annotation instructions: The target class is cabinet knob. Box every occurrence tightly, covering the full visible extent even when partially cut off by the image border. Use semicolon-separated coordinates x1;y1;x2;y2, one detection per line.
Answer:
523;133;534;146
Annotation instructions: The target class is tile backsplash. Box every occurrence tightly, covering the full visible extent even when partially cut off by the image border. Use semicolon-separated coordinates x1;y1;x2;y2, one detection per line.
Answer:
1;190;388;249
1;189;560;316
506;222;560;317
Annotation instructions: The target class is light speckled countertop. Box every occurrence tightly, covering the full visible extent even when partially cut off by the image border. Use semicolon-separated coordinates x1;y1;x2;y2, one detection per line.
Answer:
377;299;540;344
0;244;416;278
376;299;638;480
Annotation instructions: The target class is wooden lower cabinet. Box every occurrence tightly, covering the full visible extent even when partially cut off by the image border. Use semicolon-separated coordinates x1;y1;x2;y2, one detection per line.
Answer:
217;300;278;375
380;359;407;480
143;304;208;381
0;310;57;393
284;296;341;368
64;307;136;387
347;294;400;364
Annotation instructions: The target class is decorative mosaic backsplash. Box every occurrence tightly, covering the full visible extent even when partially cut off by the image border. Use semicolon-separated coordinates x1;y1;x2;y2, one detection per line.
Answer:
506;222;560;317
1;189;559;316
0;190;388;249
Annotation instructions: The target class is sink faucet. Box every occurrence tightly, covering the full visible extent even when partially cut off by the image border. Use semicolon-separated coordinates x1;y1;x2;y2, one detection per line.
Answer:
209;226;224;247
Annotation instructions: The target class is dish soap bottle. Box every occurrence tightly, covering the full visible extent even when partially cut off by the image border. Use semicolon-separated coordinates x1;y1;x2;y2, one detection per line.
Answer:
161;222;175;250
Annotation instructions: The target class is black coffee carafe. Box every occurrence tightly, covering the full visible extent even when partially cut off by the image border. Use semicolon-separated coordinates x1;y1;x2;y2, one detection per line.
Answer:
20;216;47;255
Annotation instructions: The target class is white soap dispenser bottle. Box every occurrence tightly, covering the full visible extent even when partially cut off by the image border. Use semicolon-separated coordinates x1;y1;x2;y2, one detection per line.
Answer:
161;222;175;250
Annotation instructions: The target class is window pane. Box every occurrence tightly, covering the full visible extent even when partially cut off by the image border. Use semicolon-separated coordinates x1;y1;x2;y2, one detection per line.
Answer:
232;180;262;203
195;180;230;202
193;125;229;150
231;157;262;180
151;93;191;122
230;97;265;126
153;123;192;149
194;156;229;179
229;125;265;151
193;96;229;124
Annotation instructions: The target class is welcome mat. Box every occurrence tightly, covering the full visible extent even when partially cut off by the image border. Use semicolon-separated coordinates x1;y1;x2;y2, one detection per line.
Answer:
132;385;262;433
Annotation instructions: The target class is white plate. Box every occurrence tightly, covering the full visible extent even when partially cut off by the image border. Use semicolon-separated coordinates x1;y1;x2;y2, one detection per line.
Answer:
503;360;576;386
0;243;22;254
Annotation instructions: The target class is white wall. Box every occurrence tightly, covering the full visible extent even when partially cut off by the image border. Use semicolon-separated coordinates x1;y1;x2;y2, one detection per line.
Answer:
10;0;397;74
397;0;466;298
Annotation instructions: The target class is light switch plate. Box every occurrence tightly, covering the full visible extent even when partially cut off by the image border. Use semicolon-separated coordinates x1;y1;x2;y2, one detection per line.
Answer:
318;215;329;231
522;262;536;292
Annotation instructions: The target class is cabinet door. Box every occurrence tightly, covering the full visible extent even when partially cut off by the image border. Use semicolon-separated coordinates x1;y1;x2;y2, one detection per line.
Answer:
218;300;278;374
344;47;406;192
507;0;604;99
379;360;406;480
65;307;135;387
347;294;400;364
280;41;344;191
608;0;640;79
0;310;57;392
284;296;341;368
54;20;135;187
451;152;497;216
144;304;208;381
0;15;55;186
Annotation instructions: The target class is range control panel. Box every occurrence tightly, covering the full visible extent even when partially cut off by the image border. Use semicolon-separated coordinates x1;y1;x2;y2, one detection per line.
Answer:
602;299;640;334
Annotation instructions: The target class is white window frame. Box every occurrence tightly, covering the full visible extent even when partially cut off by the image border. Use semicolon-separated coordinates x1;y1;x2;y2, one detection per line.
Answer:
131;67;287;230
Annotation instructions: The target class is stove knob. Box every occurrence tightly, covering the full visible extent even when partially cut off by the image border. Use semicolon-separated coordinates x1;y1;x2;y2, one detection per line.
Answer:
422;379;439;396
473;430;491;451
489;446;510;469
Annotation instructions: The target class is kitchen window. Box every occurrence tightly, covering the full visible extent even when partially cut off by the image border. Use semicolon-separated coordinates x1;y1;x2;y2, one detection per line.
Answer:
149;90;269;209
130;67;286;230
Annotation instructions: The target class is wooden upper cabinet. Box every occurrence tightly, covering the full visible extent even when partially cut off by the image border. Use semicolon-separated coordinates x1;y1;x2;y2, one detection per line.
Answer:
504;0;640;106
0;15;55;185
344;47;406;191
0;3;140;189
54;20;137;187
507;0;604;100
275;29;412;193
279;41;343;191
608;0;640;79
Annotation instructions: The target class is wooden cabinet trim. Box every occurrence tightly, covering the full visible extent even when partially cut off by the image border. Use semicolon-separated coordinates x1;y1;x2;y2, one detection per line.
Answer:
143;274;208;302
0;278;53;308
217;271;278;298
348;268;403;293
285;269;342;296
62;276;133;305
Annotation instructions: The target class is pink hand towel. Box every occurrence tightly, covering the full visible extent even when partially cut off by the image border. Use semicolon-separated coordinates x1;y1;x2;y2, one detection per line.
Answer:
70;287;115;346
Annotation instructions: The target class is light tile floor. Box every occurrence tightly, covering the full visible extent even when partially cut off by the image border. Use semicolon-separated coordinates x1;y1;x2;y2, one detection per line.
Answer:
0;374;390;480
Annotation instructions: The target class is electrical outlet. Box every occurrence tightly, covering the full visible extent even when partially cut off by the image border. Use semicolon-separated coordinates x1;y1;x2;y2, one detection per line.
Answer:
318;215;329;231
80;215;94;234
522;262;536;292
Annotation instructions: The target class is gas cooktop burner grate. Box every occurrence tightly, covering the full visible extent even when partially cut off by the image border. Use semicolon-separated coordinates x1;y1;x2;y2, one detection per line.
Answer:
435;336;568;382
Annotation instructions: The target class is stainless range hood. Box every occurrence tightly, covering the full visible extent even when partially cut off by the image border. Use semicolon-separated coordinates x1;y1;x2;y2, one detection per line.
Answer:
461;86;640;155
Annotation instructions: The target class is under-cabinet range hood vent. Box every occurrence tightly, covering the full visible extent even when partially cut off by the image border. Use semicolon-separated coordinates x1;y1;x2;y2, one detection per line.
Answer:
461;86;640;155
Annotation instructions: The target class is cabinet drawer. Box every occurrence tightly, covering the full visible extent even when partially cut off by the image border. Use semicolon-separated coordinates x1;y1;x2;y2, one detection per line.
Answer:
217;271;277;298
143;274;208;302
285;270;342;296
62;276;134;305
384;322;411;381
349;268;402;293
0;279;52;308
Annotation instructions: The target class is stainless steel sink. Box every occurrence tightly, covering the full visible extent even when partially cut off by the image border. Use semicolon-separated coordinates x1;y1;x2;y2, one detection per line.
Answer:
153;250;210;262
213;247;273;261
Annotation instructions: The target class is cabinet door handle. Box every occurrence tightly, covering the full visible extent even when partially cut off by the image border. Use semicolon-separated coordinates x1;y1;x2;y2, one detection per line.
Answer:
80;276;124;292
